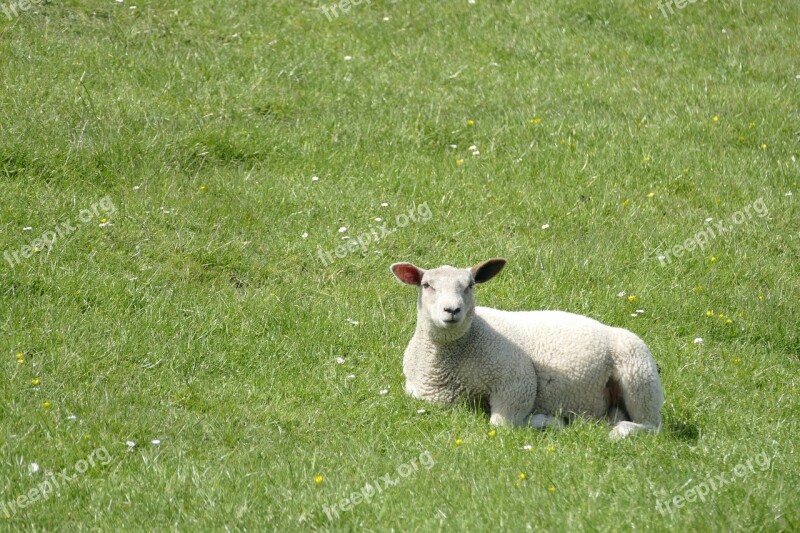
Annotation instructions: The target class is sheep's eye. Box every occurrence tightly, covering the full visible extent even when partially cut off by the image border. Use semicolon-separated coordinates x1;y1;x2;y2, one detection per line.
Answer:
422;282;431;290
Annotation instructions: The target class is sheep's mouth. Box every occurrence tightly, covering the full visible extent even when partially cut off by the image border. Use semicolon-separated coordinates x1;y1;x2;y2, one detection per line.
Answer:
441;317;462;325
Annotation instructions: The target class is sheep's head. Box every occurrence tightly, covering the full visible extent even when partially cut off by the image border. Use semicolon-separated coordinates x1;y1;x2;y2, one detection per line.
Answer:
391;258;506;342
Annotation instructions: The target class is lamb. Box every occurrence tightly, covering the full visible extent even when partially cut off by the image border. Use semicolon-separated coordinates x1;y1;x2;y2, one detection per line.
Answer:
390;258;664;440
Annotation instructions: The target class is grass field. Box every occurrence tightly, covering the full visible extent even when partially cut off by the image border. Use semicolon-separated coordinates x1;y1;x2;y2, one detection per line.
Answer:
1;0;799;531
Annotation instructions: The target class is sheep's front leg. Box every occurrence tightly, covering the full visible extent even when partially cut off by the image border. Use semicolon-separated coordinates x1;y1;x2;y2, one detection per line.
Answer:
488;384;536;427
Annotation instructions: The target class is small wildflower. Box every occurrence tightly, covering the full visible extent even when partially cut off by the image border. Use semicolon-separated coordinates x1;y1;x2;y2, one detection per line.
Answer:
379;388;389;396
126;440;136;450
749;122;756;128
693;338;703;344
311;176;319;182
758;294;765;301
29;463;40;475
487;429;497;437
646;192;655;199
541;224;550;230
43;401;51;409
381;202;389;207
760;143;767;150
733;357;742;365
712;116;719;122
706;310;715;317
710;256;717;263
466;119;475;126
529;117;542;124
548;485;556;493
518;473;527;481
301;232;308;239
643;156;651;162
617;291;626;298
726;319;733;324
693;285;702;292
547;445;555;453
627;295;637;302
416;409;426;414
151;439;161;445
622;199;630;206
338;227;347;233
31;379;40;386
523;444;533;451
456;159;464;165
199;185;207;191
344;55;353;61
335;357;345;365
15;352;24;360
455;438;464;446
314;475;324;485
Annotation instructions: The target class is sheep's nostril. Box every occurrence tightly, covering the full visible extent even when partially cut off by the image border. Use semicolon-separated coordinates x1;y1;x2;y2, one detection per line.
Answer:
444;307;461;316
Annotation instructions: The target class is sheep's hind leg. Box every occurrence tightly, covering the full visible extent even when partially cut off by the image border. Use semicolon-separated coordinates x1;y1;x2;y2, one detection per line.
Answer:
609;421;658;440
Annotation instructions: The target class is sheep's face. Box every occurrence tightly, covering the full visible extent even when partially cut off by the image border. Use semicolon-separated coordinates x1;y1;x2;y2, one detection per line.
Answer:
391;259;506;342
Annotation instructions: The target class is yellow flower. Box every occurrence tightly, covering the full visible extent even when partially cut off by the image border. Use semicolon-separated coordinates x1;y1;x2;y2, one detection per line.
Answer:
529;117;542;124
31;379;40;386
760;143;767;150
455;438;464;446
32;247;40;253
693;285;702;292
548;485;556;493
726;319;733;324
518;473;527;480
646;192;655;199
627;295;637;302
622;199;630;207
733;357;742;365
100;218;107;224
456;159;464;165
15;352;24;360
43;401;51;409
547;445;555;453
466;119;475;126
758;295;765;301
709;256;717;263
749;122;756;128
199;185;207;191
706;310;714;317
487;429;497;437
314;475;324;484
643;156;651;162
712;116;719;122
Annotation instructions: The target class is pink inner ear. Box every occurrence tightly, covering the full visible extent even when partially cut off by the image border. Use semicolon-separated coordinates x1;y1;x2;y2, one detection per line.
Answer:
392;263;423;285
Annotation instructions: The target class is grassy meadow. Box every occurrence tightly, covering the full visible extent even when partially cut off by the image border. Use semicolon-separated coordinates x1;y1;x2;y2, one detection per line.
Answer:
1;0;799;530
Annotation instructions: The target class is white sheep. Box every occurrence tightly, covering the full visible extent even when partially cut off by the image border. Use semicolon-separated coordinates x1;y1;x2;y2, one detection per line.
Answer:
390;258;664;440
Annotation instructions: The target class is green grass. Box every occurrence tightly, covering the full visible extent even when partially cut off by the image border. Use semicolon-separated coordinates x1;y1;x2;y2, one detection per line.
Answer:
1;0;799;530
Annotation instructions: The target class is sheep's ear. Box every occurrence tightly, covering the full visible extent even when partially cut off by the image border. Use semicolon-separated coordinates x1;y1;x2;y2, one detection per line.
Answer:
390;263;425;286
471;258;506;284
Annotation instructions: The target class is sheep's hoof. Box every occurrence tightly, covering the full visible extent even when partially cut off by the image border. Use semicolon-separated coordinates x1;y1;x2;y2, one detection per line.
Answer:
609;421;657;441
529;414;564;430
